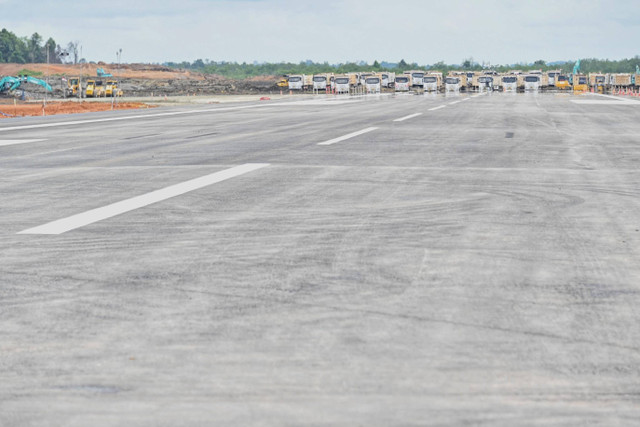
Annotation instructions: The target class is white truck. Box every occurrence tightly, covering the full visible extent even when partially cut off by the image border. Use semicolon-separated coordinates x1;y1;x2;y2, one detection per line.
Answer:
524;75;541;91
501;75;518;92
474;75;494;92
334;75;351;94
406;70;425;88
312;74;330;91
365;75;382;93
444;76;461;92
547;70;561;87
423;75;440;92
288;75;305;90
394;75;411;92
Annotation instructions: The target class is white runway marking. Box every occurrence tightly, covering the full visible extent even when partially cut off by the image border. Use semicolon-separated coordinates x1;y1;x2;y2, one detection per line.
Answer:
318;127;378;146
18;163;270;235
461;98;471;101
428;105;446;111
393;113;422;122
448;101;461;105
0;139;45;147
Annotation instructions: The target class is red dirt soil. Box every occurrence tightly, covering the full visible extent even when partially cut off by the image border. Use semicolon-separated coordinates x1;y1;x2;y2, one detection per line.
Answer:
0;63;202;80
0;101;155;118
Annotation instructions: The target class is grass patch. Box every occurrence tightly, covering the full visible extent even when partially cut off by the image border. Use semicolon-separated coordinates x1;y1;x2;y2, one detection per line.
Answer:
16;69;43;77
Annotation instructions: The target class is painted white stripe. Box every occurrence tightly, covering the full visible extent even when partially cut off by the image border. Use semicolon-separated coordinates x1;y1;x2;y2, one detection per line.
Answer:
461;98;472;101
0;105;269;133
393;113;422;122
428;105;446;111
18;163;269;235
0;139;45;147
318;127;378;146
448;101;461;105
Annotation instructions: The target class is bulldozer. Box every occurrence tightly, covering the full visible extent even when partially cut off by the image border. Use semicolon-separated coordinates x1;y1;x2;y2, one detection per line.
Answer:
65;77;82;97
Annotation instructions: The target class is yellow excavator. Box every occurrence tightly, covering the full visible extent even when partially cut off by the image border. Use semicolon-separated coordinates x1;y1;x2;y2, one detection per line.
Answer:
277;75;289;87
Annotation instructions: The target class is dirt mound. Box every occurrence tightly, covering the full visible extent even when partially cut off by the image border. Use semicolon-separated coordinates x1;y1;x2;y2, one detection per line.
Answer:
0;101;154;118
0;63;281;96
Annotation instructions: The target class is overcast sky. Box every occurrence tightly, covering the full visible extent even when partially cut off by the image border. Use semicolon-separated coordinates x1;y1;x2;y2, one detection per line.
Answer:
5;0;640;65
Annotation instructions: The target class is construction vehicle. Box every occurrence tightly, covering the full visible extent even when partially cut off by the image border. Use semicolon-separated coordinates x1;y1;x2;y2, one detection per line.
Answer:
609;73;632;87
501;75;518;92
85;79;106;97
555;75;571;90
471;74;494;91
276;76;289;87
65;77;82;97
312;73;333;92
524;75;541;91
381;72;396;88
448;72;468;88
424;72;442;92
589;74;607;93
405;70;425;88
573;75;588;92
444;76;461;92
105;79;123;97
97;67;113;78
547;70;561;87
0;75;52;96
365;75;381;93
288;75;305;90
394;75;411;92
334;75;351;93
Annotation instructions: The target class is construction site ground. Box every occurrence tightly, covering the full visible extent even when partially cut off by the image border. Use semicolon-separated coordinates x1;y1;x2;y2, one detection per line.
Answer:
0;63;282;100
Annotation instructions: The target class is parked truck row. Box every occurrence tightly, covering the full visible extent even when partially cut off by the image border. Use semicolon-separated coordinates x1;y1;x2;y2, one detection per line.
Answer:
286;70;640;94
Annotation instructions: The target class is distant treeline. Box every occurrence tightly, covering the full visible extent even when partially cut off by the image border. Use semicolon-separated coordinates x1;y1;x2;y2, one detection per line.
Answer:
0;28;81;64
166;57;640;79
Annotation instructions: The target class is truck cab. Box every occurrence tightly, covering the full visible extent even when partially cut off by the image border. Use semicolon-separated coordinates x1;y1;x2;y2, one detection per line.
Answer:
334;76;351;94
555;75;571;90
524;75;541;91
394;75;411;92
477;76;494;92
313;75;328;91
288;75;304;90
573;75;588;92
365;76;381;93
423;76;439;92
445;77;460;92
502;75;517;92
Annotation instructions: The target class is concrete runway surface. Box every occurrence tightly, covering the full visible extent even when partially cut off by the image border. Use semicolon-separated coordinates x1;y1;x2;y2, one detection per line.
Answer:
1;92;640;426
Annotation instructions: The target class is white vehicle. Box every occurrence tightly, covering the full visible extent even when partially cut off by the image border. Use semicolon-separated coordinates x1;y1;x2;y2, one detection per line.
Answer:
381;73;390;88
394;75;411;92
313;75;329;91
406;70;425;88
502;75;517;92
334;76;351;94
444;77;461;92
359;73;373;86
524;75;540;91
365;76;381;93
547;71;559;86
288;75;304;90
423;76;439;92
477;76;494;92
